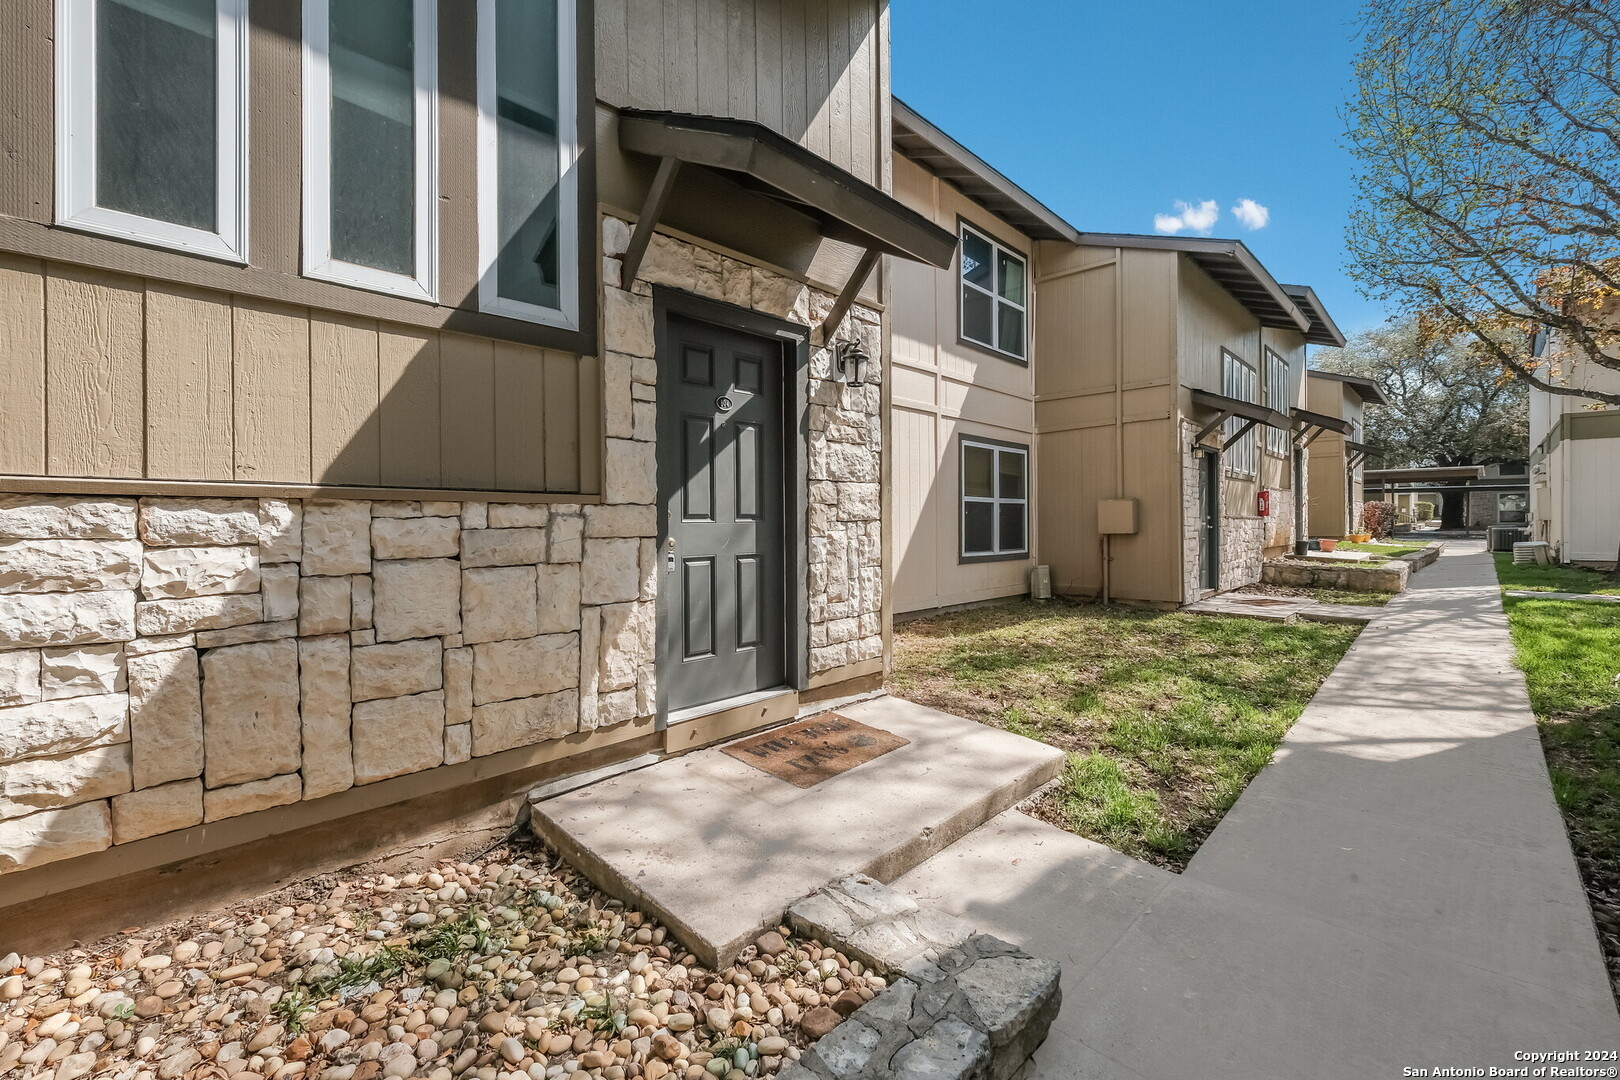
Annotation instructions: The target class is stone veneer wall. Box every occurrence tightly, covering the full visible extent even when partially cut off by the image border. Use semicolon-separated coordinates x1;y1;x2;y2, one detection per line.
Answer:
1179;420;1289;598
0;219;886;878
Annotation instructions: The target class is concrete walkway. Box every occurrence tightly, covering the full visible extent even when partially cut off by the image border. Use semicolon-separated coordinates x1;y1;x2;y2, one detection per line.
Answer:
897;542;1620;1078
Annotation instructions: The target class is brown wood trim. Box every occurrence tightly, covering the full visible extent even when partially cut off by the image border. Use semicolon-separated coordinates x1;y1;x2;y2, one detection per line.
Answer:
800;672;884;707
0;718;657;913
662;691;799;754
805;656;884;690
0;474;606;504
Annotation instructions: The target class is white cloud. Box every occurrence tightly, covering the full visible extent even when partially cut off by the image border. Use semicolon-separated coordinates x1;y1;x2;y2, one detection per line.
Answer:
1231;198;1270;230
1153;199;1220;236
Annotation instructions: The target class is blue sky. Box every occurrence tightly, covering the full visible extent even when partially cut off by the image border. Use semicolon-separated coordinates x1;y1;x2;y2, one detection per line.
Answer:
891;0;1387;338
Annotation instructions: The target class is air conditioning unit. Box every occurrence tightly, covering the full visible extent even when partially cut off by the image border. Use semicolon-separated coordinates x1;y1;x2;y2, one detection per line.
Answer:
1030;565;1053;600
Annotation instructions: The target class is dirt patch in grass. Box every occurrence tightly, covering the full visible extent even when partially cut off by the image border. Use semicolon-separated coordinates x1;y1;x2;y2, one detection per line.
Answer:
890;599;1359;870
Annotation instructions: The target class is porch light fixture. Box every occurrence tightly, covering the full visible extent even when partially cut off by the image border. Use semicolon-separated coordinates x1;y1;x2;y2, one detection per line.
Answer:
835;339;869;387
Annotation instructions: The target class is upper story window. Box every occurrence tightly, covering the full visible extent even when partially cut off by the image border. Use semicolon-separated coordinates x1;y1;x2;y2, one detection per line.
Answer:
1222;349;1258;479
961;438;1029;560
478;0;581;330
303;0;439;301
959;224;1027;362
56;0;249;261
1263;348;1290;456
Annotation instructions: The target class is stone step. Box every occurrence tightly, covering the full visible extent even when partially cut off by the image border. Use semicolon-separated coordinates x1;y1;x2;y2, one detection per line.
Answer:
528;694;1067;968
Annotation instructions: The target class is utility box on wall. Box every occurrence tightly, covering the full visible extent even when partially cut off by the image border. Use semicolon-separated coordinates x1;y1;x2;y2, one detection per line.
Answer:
1098;499;1139;535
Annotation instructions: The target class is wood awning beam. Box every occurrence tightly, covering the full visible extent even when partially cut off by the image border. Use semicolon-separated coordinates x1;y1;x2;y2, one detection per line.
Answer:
619;156;683;288
811;247;881;348
1195;410;1234;445
1221;417;1262;451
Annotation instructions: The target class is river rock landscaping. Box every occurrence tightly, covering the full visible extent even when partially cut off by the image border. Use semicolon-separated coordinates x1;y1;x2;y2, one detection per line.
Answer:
0;838;886;1080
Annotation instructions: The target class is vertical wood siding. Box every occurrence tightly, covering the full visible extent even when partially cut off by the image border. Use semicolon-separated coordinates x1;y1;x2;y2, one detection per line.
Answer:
597;0;885;184
0;262;599;493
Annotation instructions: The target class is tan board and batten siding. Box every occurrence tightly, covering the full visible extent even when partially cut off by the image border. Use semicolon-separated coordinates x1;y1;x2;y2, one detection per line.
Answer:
889;154;1037;614
0;255;600;494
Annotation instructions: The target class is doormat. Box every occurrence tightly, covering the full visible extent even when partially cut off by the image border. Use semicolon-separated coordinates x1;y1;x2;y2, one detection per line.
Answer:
722;713;910;788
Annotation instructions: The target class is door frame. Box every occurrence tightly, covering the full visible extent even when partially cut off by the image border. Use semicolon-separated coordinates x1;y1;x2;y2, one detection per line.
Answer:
1198;449;1221;593
651;287;810;727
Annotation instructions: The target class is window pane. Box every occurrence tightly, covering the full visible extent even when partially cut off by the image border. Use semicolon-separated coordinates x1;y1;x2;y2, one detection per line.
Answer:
962;287;994;346
330;0;416;275
997;249;1026;305
964;502;994;554
961;231;992;290
96;0;217;229
963;445;995;498
997;451;1026;500
494;0;562;309
997;304;1025;358
998;503;1026;553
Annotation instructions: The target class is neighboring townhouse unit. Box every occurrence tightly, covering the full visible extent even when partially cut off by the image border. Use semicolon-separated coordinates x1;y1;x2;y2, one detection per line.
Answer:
1305;370;1388;538
1530;356;1620;564
888;101;1080;616
0;0;958;937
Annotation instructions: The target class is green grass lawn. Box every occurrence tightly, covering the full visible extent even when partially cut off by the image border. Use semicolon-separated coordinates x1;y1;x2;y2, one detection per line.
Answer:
1495;555;1620;991
1309;588;1394;607
890;601;1360;870
1337;541;1429;557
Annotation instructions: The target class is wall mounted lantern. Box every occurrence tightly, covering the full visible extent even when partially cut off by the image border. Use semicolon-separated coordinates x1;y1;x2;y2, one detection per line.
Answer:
835;339;869;387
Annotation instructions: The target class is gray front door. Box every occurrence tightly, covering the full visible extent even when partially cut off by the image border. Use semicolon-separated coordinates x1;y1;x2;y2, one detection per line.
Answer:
658;314;787;714
1200;452;1221;592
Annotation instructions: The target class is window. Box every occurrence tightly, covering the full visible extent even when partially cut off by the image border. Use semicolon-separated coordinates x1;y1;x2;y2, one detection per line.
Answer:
303;0;438;300
1222;350;1258;479
959;224;1027;361
961;438;1029;559
1263;348;1290;456
56;0;249;260
1498;493;1529;524
477;0;580;329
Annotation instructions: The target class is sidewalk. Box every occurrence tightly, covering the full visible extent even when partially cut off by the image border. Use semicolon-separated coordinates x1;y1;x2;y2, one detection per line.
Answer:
896;542;1620;1079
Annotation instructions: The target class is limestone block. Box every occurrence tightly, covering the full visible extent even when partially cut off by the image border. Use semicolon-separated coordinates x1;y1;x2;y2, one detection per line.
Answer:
473;633;579;704
0;650;40;707
444;646;473;727
351;629;376;647
631;400;656;443
112;778;203;843
204;773;301;822
584;505;657;539
138;499;260;546
461;502;488;530
462;566;539;646
262;563;300;621
638;232;698;290
596;688;637;727
0;495;136;540
0;538;142;593
351;639;443;702
582;538;642;605
135;593;261;636
298;635;353;799
471;689;578;756
302;501;372;576
602;439;657;506
194;621;298;649
604;352;633;439
0;802;111;873
373;559;461;641
604;287;655;358
598;602;655;693
371;501;420;518
140;545;260;599
461;528;546;568
751;268;810;322
126;648;202;789
299;575;352;637
352;691;445;784
639;538;658;602
0;743;131;822
0;692;128;767
487;504;550;528
549;514;584;563
352;573;374;629
692;244;724;299
372;515;460;560
258;500;303;564
124;633;194;656
201;640;301;787
444;723;471;765
41;643;125;701
6;590;137;648
578;608;601;728
421;501;461;517
603;215;632;257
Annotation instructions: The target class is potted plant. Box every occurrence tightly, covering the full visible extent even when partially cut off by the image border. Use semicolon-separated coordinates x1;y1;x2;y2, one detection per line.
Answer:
1319;538;1339;552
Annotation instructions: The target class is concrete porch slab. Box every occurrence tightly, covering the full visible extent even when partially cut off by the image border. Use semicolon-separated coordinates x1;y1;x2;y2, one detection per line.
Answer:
528;695;1066;967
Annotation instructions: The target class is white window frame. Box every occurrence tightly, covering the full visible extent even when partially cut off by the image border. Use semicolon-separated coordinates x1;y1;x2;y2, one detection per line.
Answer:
960;438;1030;559
1263;348;1290;456
1222;349;1258;479
959;223;1028;363
476;0;580;330
55;0;250;262
302;0;439;302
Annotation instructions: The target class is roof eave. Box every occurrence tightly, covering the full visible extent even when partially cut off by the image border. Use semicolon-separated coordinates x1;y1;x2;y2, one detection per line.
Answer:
1074;233;1312;334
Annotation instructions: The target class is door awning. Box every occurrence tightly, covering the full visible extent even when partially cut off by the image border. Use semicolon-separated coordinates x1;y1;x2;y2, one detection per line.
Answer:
617;110;958;343
1190;389;1292;449
1291;406;1353;447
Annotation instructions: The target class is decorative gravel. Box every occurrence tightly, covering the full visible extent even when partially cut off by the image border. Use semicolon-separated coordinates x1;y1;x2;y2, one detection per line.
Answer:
0;839;885;1080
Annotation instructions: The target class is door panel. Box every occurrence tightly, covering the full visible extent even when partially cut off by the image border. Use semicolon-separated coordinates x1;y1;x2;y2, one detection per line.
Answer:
659;314;788;714
1200;453;1221;592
